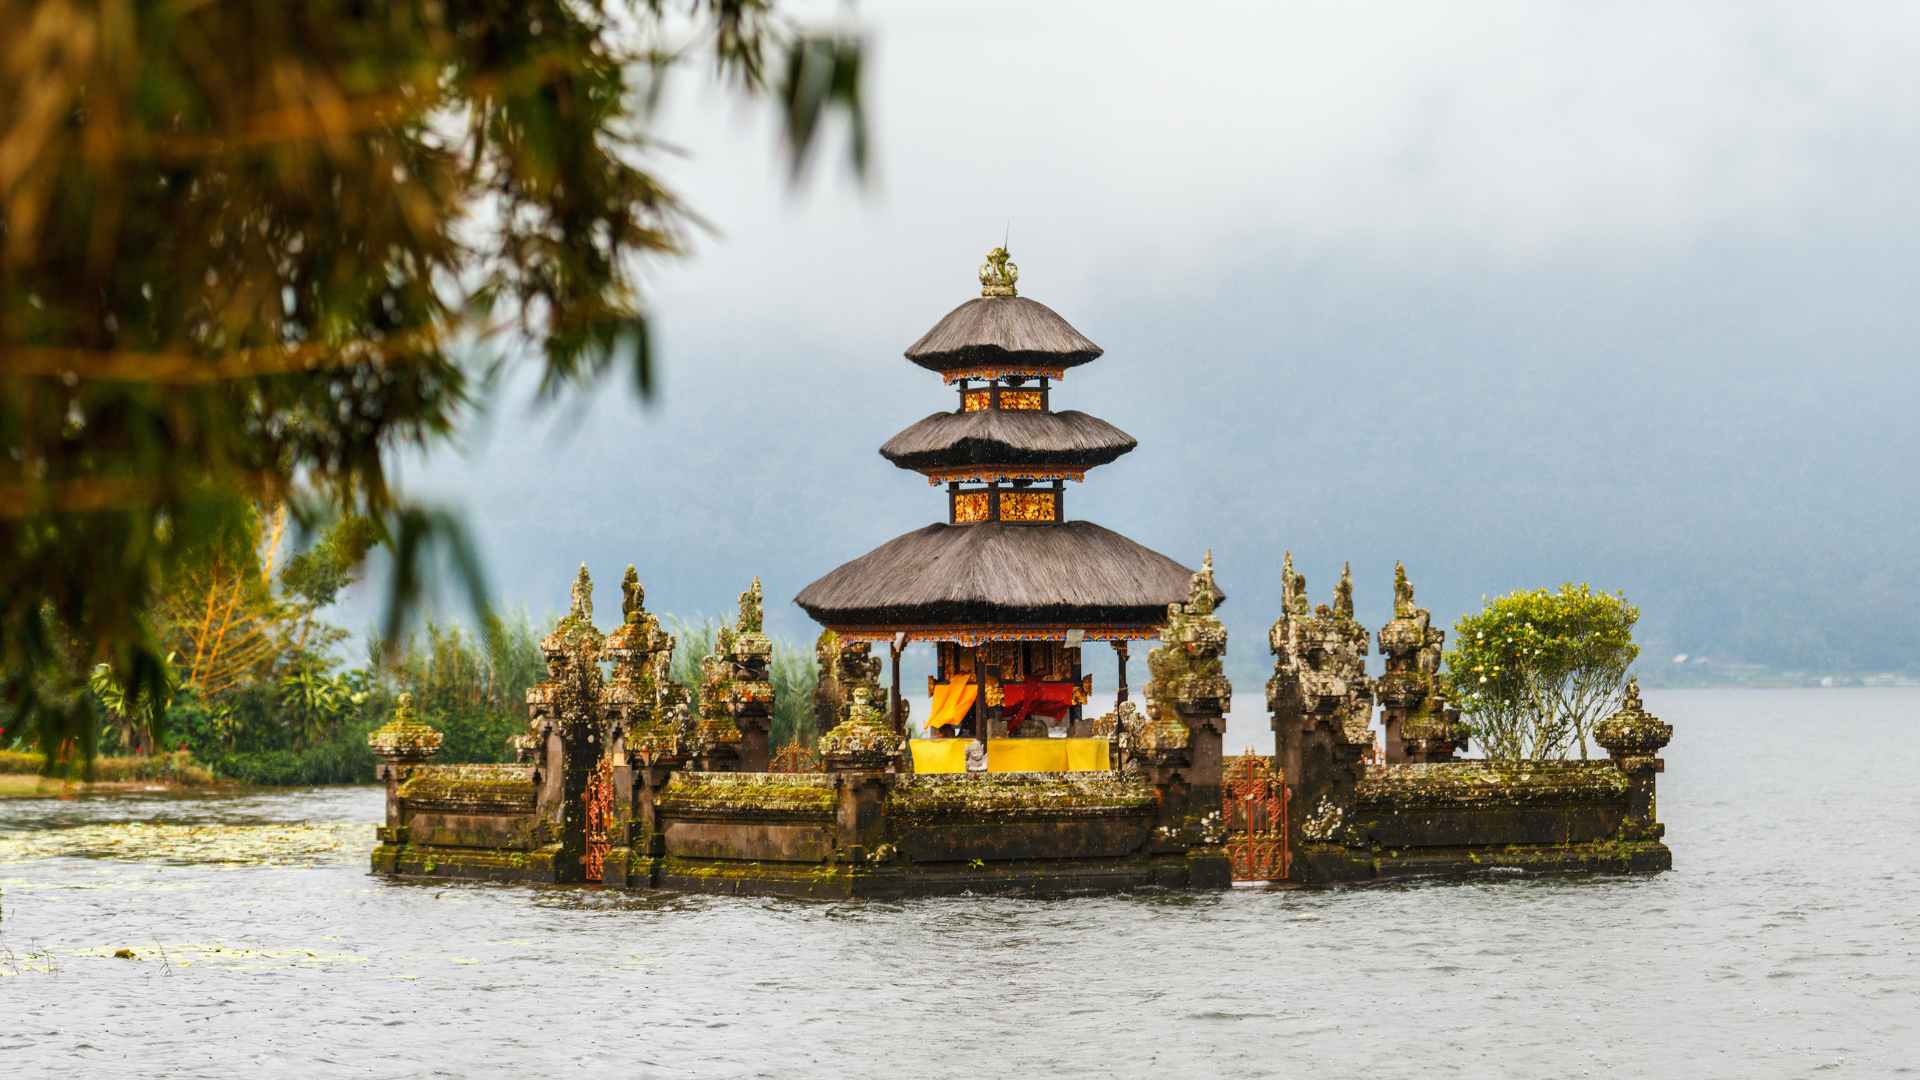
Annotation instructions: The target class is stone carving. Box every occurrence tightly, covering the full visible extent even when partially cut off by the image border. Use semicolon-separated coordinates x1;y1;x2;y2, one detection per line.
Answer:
978;245;1019;298
621;564;644;623
813;629;882;731
1595;680;1671;759
520;564;612;878
687;578;776;770
1268;552;1373;752
569;563;594;624
368;692;443;760
1140;553;1232;838
602;566;685;764
1595;679;1672;842
1145;551;1232;719
1269;553;1375;853
526;563;607;754
817;686;904;770
727;579;776;759
692;624;744;761
1376;563;1469;764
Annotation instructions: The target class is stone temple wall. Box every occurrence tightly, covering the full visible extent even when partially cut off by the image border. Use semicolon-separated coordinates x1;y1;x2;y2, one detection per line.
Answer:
369;558;1672;894
1268;556;1672;884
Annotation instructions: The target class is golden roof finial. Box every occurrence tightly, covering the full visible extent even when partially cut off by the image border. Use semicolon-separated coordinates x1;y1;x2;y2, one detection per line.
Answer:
979;246;1018;298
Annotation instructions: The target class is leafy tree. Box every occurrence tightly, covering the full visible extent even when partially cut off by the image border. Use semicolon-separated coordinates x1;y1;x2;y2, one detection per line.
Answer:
88;652;179;755
277;661;366;749
1;1;867;759
1444;584;1641;760
156;503;291;698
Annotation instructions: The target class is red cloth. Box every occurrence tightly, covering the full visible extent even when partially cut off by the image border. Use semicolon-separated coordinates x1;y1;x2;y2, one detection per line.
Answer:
1000;681;1078;734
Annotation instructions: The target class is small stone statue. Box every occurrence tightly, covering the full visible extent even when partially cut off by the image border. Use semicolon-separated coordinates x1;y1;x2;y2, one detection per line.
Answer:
978;246;1019;298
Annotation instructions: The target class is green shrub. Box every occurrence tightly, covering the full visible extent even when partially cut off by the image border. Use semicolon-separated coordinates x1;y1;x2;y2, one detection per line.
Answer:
1444;584;1640;761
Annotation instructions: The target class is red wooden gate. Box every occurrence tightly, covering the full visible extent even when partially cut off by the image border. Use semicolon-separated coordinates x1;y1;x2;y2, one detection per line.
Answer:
1222;750;1289;882
581;755;614;882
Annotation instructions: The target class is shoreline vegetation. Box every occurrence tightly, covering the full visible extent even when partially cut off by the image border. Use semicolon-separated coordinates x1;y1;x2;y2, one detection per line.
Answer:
0;749;218;799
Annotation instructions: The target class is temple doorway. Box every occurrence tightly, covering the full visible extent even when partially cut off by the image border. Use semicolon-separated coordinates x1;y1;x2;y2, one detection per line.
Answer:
1223;750;1289;883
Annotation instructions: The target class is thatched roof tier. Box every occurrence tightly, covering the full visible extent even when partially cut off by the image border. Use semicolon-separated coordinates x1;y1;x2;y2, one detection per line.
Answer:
794;521;1224;630
904;297;1103;374
880;410;1136;472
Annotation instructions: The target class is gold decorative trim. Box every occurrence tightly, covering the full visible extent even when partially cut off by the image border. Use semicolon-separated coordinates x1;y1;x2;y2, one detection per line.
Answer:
941;366;1067;384
826;625;1163;645
925;467;1084;485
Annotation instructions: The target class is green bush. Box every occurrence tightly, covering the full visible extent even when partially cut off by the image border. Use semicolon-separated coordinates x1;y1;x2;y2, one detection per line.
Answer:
212;709;378;785
1444;584;1640;761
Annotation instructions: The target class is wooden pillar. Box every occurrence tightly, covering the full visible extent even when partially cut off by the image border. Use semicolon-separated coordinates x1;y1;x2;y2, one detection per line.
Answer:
1114;640;1129;705
974;648;991;742
1069;647;1083;727
889;635;905;735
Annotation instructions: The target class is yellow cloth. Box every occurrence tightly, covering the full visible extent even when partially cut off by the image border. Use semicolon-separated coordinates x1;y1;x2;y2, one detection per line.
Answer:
986;738;1066;773
985;739;1113;773
909;738;972;775
909;734;1114;775
927;674;978;732
1064;738;1112;772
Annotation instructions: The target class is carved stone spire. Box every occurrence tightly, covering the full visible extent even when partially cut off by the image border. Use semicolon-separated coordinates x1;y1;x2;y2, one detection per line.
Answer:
978;246;1019;298
570;563;593;623
1281;551;1308;617
1376;562;1465;764
738;577;765;634
1334;562;1355;619
1186;550;1218;615
621;564;643;624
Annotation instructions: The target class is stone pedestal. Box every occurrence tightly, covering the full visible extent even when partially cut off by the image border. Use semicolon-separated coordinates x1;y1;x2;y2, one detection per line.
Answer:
367;693;441;874
818;686;904;864
1595;680;1673;843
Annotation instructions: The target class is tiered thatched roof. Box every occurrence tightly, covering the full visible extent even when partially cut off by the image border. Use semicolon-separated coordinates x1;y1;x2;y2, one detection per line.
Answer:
904;297;1103;374
794;522;1223;629
879;409;1136;472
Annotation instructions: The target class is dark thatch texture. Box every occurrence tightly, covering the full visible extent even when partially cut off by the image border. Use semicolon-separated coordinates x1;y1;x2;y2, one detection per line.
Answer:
795;521;1224;629
904;297;1103;373
879;409;1136;472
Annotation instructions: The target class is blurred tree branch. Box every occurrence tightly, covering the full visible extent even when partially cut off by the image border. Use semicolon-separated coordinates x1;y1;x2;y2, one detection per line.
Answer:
0;0;869;758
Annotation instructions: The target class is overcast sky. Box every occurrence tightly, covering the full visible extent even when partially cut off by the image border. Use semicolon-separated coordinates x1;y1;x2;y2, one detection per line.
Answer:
344;1;1920;701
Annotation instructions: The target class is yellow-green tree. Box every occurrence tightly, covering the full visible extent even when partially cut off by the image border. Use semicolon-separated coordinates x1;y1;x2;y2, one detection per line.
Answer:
1444;585;1640;761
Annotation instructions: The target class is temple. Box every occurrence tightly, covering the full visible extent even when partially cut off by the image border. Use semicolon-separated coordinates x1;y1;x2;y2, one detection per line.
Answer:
368;246;1674;895
795;245;1216;773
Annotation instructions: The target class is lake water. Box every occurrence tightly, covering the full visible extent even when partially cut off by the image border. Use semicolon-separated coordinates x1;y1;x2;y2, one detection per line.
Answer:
2;689;1915;1078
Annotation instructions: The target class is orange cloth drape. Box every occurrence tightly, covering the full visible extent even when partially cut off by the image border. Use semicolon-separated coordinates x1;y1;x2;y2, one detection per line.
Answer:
927;674;978;732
